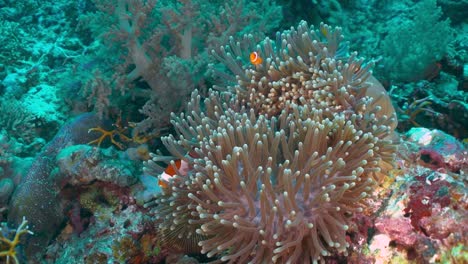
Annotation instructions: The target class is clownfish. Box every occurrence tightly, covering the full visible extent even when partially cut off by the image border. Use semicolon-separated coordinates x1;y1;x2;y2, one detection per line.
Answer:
158;150;198;188
250;51;263;65
158;160;188;188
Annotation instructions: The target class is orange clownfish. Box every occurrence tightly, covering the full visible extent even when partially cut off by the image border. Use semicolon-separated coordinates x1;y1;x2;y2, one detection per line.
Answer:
250;51;263;65
158;150;198;188
158;159;187;188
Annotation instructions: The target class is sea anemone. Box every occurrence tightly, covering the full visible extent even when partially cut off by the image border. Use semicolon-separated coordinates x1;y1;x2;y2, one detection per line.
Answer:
211;21;396;129
145;92;396;262
145;21;398;263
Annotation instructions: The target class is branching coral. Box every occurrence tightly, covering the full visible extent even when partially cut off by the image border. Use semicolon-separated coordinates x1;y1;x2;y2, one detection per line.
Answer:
145;21;398;262
0;217;33;264
80;0;283;137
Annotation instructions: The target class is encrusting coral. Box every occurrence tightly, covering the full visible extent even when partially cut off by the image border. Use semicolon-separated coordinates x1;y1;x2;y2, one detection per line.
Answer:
144;21;398;263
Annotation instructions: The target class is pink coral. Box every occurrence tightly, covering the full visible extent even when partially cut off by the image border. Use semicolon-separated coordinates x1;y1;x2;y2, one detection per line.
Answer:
404;174;451;232
375;217;420;247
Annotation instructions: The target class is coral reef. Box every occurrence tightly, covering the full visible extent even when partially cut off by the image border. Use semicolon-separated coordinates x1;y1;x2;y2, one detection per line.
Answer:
287;0;464;87
1;0;466;263
380;0;453;82
54;144;138;188
9;112;144;260
405;127;467;173
8;113;107;258
44;200;162;264
370;167;467;263
363;127;467;263
390;79;468;139
77;0;283;137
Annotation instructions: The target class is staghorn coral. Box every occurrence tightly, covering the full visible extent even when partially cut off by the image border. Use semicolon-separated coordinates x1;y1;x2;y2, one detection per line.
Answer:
145;21;398;262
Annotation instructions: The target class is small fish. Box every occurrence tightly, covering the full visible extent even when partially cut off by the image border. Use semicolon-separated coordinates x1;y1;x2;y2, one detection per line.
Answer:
158;160;185;188
320;26;328;37
250;51;263;65
158;150;198;188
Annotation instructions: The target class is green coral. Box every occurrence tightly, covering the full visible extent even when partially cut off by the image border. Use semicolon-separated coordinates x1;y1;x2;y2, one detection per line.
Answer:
0;21;25;66
381;0;453;82
440;244;468;264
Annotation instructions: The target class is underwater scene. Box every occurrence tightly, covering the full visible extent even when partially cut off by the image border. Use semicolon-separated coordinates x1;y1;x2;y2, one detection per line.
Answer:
0;0;467;263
